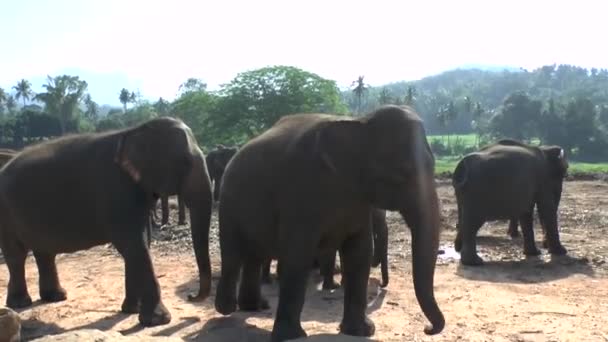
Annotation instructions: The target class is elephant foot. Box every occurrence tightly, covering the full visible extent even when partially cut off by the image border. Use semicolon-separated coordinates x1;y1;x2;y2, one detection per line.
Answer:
6;293;32;309
454;237;462;252
322;279;341;290
523;246;541;256
215;290;237;315
460;253;484;266
238;295;270;312
548;244;568;255
508;230;520;239
121;297;140;314
139;302;171;327
339;316;375;337
40;287;67;303
271;320;306;342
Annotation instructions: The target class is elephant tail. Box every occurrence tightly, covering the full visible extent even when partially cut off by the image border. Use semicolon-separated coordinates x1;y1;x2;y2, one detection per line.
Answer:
452;154;477;190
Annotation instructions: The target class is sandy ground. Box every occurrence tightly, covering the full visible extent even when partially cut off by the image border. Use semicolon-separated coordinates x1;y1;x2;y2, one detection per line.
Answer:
2;180;608;342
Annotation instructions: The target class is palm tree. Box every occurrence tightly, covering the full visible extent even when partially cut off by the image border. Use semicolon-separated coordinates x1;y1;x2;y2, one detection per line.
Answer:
13;79;34;107
35;75;88;134
5;96;17;115
404;86;417;106
84;93;99;122
119;88;134;112
351;76;368;114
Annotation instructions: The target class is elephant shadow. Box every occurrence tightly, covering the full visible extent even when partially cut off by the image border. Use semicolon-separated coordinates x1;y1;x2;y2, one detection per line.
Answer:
455;254;595;284
184;316;380;342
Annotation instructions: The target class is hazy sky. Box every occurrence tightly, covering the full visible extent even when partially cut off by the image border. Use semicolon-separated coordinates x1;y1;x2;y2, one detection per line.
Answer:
1;0;606;104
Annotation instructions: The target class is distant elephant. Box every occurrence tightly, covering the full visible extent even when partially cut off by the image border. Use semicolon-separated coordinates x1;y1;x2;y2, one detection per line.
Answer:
0;117;213;327
150;194;187;227
214;105;444;341
205;145;238;201
452;139;569;266
261;208;389;289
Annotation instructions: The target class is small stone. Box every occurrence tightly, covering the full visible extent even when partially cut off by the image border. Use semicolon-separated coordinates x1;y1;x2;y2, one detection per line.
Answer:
0;307;21;342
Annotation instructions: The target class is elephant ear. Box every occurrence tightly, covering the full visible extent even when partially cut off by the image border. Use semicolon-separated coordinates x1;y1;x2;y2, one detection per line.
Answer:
315;120;366;176
543;146;569;178
114;134;141;183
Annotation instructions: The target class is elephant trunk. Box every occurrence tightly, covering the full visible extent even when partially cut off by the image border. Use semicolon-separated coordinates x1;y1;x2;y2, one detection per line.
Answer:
400;177;444;335
183;158;214;302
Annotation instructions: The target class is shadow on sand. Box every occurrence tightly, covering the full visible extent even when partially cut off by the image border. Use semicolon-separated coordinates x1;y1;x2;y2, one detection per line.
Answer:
456;253;595;284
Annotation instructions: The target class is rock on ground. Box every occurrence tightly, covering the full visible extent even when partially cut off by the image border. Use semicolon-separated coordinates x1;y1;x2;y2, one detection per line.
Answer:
0;307;21;342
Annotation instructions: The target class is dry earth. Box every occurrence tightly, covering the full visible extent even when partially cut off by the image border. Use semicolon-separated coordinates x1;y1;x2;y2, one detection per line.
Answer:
2;180;608;341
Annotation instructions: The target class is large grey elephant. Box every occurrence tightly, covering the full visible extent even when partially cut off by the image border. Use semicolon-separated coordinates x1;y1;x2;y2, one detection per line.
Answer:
214;105;444;341
0;117;213;326
453;139;569;265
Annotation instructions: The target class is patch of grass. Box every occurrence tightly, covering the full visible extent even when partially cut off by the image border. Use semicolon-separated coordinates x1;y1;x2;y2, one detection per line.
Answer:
568;162;608;174
433;156;608;175
428;134;477;147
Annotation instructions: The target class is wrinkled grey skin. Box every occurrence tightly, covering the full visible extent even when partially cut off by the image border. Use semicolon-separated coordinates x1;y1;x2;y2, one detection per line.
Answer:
214;105;444;342
261;208;389;289
0;117;213;327
453;139;569;266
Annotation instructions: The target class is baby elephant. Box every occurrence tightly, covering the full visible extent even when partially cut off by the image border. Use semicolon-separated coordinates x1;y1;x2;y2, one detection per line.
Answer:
452;139;569;265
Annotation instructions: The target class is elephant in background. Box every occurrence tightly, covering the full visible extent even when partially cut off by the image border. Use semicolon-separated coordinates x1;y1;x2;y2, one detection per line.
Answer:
0;117;213;327
453;139;569;266
214;105;444;341
206;145;238;201
261;208;389;289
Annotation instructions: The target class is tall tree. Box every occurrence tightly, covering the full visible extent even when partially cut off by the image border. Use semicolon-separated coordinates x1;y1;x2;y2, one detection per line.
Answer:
34;75;88;134
178;78;207;95
5;95;17;115
119;88;136;112
83;93;99;122
13;79;34;107
377;87;392;105
0;87;7;114
153;97;171;116
351;75;368;114
404;86;417;106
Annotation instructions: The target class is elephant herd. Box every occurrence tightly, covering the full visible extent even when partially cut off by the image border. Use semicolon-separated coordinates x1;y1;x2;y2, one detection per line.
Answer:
0;105;570;342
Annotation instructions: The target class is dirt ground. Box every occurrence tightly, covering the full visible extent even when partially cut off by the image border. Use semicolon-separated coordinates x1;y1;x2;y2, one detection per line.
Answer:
2;180;608;342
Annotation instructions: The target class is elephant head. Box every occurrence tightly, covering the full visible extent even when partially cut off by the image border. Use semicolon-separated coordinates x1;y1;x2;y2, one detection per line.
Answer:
317;105;444;335
113;117;213;301
540;145;568;208
205;145;238;200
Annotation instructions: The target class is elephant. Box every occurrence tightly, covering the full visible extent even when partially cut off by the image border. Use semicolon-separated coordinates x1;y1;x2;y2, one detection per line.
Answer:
150;194;187;227
452;139;569;266
0;117;213;327
205;145;238;201
214;105;444;341
261;208;389;289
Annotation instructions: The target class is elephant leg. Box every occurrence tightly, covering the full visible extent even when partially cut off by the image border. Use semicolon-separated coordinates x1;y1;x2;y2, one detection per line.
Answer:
238;258;269;311
271;228;316;342
215;220;242;315
537;198;567;255
114;231;170;326
459;211;484;266
507;218;520;238
338;228;375;337
161;195;169;226
519;210;540;256
33;252;66;303
2;237;32;309
177;195;187;225
261;259;272;284
319;249;340;290
213;176;222;202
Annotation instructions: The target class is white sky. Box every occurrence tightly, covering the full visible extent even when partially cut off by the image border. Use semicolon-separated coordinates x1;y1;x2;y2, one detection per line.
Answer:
1;0;607;103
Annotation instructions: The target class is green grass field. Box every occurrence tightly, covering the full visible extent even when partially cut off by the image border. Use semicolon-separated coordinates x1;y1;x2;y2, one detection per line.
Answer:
434;157;608;175
428;134;608;175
